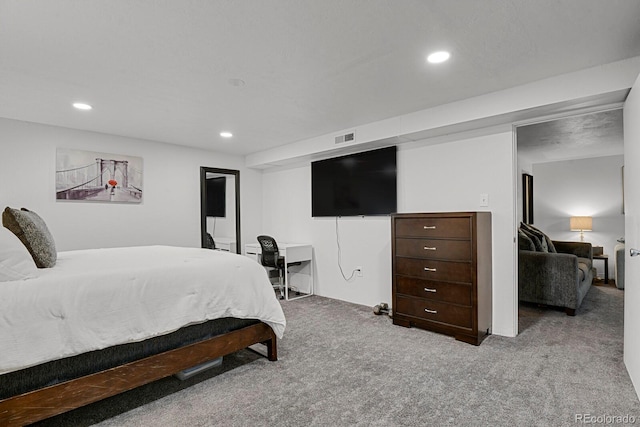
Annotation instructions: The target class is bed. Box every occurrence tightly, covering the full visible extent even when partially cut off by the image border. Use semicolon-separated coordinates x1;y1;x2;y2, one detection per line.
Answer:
0;242;286;426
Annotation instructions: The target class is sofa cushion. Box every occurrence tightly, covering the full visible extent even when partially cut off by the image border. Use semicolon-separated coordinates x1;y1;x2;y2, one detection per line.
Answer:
577;261;589;283
521;223;556;253
577;256;592;271
520;226;547;252
538;230;556;253
518;229;536;251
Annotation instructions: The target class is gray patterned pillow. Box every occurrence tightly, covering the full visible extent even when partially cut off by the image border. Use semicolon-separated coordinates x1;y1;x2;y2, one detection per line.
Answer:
518;229;535;251
2;207;57;268
520;226;546;252
521;222;555;253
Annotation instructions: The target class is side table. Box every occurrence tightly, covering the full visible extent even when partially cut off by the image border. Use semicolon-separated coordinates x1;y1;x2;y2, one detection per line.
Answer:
593;254;609;284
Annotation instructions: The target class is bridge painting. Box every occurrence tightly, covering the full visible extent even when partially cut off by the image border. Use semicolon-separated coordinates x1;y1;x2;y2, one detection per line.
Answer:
56;148;143;203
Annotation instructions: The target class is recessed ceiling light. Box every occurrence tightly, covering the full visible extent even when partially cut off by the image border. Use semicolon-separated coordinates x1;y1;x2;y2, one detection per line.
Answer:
220;132;233;138
72;102;92;110
427;51;450;64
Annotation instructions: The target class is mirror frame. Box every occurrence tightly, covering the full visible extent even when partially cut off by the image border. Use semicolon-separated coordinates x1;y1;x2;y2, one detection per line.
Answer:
200;167;241;254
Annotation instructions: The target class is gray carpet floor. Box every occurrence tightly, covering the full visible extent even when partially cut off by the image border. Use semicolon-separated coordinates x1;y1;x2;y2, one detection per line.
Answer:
37;283;639;426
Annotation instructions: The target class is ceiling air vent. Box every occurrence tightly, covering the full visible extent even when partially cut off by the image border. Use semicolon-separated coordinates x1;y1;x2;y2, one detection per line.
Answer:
335;131;355;145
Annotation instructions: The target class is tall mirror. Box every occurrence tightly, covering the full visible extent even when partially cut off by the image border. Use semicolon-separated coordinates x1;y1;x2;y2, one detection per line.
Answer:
200;167;240;254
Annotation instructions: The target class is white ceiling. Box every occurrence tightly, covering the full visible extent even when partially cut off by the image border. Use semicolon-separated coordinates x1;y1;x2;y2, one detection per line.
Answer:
1;1;640;156
517;109;624;165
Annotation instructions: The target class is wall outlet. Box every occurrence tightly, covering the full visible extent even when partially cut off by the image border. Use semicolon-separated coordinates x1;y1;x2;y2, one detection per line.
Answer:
356;266;363;277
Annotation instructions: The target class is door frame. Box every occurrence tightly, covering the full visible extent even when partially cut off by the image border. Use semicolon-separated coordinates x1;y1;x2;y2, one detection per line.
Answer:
511;102;625;336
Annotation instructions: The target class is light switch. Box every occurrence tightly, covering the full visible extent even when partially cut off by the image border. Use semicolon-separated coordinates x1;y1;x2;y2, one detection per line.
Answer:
480;193;489;207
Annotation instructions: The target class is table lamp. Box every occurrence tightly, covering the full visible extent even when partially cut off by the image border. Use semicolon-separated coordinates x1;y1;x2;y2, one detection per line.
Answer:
570;216;592;242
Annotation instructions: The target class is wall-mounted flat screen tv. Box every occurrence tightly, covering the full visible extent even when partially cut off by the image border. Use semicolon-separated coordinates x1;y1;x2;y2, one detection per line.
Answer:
206;176;226;217
311;146;397;217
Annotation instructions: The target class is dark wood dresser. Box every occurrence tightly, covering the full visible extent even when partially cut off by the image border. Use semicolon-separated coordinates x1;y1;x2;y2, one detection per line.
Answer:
391;212;492;345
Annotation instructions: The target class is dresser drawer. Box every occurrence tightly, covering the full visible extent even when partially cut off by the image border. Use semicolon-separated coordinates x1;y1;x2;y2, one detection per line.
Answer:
396;295;472;328
396;276;472;305
395;257;472;283
395;217;471;239
395;238;471;261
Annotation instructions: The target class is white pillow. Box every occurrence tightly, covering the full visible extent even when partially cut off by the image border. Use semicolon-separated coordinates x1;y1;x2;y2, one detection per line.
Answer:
0;226;38;281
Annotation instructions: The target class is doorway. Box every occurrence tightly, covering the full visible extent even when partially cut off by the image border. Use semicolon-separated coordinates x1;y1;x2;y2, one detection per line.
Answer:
515;108;625;328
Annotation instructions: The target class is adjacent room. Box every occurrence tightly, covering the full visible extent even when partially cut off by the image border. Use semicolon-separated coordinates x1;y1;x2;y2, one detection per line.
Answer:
517;109;626;317
1;1;640;425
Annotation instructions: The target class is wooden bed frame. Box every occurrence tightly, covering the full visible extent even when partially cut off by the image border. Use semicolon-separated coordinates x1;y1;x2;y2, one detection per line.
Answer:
0;322;277;426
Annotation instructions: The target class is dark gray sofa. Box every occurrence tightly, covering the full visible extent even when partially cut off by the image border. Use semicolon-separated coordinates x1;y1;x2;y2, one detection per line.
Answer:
615;242;625;289
518;225;593;315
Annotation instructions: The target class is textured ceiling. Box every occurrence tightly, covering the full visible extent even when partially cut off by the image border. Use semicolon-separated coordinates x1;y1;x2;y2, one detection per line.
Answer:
1;1;639;156
517;109;624;164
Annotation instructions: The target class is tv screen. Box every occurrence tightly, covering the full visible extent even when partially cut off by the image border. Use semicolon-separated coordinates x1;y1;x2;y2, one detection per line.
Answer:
206;176;226;217
311;146;397;217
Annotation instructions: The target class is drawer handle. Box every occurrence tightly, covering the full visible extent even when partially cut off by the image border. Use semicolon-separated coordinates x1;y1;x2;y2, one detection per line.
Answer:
424;267;437;272
424;308;438;314
423;225;436;229
424;246;437;251
424;288;437;293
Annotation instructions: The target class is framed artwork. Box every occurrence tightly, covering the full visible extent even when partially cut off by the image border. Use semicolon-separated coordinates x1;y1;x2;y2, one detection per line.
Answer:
522;173;534;224
56;148;143;203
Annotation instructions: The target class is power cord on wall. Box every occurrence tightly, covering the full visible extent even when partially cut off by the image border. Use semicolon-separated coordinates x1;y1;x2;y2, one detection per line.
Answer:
335;216;360;281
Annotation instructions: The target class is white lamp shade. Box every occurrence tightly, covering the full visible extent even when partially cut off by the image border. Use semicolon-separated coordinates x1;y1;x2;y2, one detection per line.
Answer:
570;216;593;231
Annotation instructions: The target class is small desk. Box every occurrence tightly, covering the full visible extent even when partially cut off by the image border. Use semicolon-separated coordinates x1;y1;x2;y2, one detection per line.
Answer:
593;254;609;284
213;237;236;253
245;242;313;300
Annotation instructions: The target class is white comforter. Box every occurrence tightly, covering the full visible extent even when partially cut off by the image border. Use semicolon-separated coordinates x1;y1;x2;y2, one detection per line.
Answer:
0;246;286;375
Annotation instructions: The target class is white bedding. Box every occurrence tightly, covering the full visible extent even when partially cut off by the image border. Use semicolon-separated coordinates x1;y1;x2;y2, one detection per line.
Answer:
0;246;286;375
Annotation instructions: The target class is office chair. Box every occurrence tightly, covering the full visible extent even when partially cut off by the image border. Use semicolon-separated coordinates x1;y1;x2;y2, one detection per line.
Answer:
257;235;285;299
204;233;216;250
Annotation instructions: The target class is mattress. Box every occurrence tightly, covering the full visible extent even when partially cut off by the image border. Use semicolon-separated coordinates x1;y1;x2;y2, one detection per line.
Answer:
0;245;286;375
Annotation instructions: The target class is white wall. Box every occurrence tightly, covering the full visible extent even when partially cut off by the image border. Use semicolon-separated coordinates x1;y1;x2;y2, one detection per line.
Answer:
0;117;262;252
532;155;625;275
261;128;517;337
402;130;516;337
